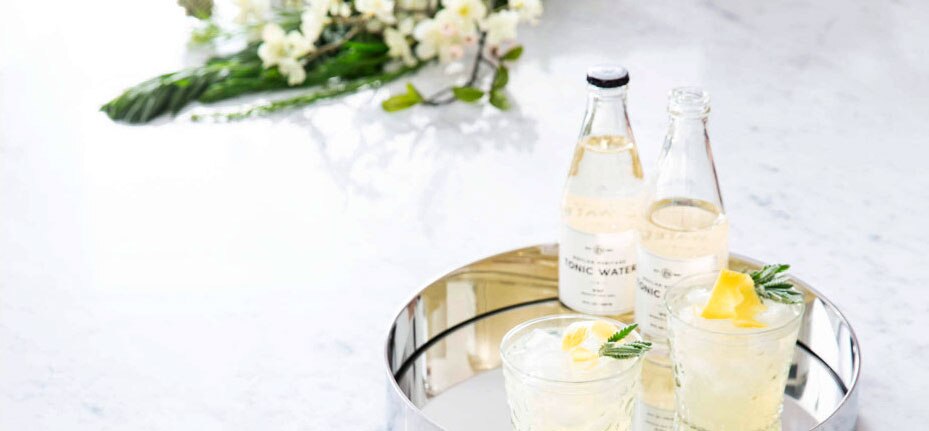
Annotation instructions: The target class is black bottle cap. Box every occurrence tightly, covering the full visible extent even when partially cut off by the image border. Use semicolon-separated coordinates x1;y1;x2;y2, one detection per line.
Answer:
586;65;630;88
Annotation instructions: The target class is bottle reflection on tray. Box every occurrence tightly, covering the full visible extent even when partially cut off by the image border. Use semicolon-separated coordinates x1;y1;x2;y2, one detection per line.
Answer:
637;352;676;431
420;247;562;395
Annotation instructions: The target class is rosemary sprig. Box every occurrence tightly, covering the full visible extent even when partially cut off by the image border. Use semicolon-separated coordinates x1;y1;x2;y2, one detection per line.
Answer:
750;264;804;305
598;323;651;360
599;341;652;360
607;322;638;342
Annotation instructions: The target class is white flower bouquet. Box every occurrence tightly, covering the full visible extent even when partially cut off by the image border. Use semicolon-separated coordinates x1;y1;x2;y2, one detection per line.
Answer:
101;0;542;123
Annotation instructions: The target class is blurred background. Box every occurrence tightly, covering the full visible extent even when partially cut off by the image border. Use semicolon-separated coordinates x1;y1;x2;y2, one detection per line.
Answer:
1;0;928;429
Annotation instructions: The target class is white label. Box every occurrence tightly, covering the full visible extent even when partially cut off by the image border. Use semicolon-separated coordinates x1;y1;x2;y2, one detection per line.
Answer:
635;249;718;340
559;226;637;315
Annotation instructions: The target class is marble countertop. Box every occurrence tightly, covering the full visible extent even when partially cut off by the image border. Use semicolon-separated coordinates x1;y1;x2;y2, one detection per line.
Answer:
2;0;927;429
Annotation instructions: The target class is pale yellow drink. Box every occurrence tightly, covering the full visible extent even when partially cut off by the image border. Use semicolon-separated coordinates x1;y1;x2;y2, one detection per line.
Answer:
500;315;644;431
666;273;804;431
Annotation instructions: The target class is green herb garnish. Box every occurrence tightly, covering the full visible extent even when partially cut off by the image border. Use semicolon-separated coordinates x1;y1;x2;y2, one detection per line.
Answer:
598;323;652;360
750;264;804;305
606;323;638;342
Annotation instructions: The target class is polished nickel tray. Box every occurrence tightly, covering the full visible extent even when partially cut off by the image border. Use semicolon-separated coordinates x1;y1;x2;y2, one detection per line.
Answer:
385;245;860;430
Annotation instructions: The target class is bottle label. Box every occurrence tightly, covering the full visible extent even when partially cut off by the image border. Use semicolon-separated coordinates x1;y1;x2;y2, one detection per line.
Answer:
559;226;637;315
635;249;718;340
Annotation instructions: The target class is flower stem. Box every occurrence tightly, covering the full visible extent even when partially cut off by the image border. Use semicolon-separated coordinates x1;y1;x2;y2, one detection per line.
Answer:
422;32;490;106
302;26;361;63
466;33;488;85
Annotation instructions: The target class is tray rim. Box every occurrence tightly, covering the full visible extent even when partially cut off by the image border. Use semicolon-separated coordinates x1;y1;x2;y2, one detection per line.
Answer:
384;244;861;430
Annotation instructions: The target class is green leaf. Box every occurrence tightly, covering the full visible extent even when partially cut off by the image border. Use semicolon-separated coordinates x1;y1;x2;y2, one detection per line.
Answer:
599;340;652;360
452;86;484;102
404;83;423;102
759;289;803;304
381;82;423;112
607;323;638;343
195;64;421;121
492;66;509;90
381;94;420;112
751;264;789;284
489;90;510;110
101;66;229;123
178;0;213;19
749;264;803;305
102;27;396;123
500;45;523;61
344;41;391;54
190;21;222;45
598;322;649;361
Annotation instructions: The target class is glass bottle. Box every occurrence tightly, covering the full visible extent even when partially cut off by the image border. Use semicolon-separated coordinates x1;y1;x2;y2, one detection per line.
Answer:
635;87;729;344
559;65;645;316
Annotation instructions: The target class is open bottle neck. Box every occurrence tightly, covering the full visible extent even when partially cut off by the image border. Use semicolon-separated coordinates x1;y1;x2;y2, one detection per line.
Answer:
666;115;708;144
654;104;724;213
579;85;633;139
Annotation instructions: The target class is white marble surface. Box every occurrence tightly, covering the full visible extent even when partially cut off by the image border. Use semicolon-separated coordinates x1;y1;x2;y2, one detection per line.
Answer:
2;0;928;429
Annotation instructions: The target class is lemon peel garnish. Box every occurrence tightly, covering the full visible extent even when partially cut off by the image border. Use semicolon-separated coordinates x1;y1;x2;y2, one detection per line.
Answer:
590;320;617;340
570;346;597;362
701;269;767;328
561;322;589;351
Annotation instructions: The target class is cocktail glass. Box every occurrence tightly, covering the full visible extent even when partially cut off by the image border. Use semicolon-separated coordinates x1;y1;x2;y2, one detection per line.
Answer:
500;315;644;431
666;272;804;431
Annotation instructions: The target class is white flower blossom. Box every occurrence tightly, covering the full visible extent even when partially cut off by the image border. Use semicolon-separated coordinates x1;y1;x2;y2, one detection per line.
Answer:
398;16;416;35
306;0;349;17
508;0;543;24
366;19;387;33
332;2;352;17
481;10;519;47
300;8;327;44
412;18;441;60
285;29;314;58
413;9;478;63
277;58;307;86
234;0;270;24
355;0;396;24
442;0;486;24
444;44;465;61
258;23;315;85
304;0;330;16
258;24;289;68
436;8;478;44
384;27;417;66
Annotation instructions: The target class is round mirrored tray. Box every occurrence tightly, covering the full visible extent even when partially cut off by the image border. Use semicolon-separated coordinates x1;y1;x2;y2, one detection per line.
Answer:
385;245;860;430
